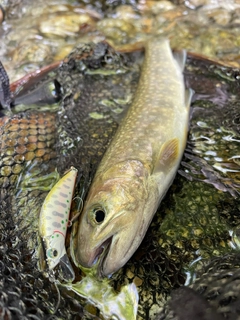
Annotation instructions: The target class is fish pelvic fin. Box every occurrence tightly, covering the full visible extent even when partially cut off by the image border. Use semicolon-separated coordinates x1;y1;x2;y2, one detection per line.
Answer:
185;88;195;109
153;138;179;174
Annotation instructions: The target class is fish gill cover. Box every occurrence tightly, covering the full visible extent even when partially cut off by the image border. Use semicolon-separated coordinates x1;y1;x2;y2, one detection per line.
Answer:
0;41;240;319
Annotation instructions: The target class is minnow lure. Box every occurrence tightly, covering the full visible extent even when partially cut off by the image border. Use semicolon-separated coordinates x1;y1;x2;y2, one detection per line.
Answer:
39;166;78;281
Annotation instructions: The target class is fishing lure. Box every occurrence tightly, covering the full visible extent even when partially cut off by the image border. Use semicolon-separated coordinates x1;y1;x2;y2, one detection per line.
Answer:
39;166;78;282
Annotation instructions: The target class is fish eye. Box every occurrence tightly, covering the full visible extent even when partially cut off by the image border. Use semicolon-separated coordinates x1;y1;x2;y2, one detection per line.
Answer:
93;208;105;224
47;248;58;258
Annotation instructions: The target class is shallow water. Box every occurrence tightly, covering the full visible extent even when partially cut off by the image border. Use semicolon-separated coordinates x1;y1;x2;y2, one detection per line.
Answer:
2;0;240;82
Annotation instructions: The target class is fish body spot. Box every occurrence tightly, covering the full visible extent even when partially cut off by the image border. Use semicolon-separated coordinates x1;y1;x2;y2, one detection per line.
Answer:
59;192;68;198
52;211;64;218
63;183;70;189
52;222;61;228
54;200;67;208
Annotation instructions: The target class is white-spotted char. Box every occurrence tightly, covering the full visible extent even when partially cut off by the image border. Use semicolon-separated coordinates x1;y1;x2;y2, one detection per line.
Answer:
39;166;78;281
74;38;193;277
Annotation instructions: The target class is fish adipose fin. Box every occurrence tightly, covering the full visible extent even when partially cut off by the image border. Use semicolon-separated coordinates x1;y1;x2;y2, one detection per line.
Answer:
153;138;179;174
185;88;194;109
173;50;186;72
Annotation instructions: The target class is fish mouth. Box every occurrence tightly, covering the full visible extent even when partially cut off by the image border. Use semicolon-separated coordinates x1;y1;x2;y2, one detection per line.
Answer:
92;237;112;277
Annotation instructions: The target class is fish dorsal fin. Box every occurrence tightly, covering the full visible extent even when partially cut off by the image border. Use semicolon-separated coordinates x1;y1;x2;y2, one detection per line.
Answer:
173;50;186;72
153;138;179;174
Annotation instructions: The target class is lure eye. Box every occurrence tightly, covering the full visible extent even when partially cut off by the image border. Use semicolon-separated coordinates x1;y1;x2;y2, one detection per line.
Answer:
92;208;105;224
47;248;59;259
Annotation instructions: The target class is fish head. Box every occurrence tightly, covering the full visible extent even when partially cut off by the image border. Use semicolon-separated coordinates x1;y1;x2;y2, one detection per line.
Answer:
75;171;151;277
42;232;75;281
44;232;66;270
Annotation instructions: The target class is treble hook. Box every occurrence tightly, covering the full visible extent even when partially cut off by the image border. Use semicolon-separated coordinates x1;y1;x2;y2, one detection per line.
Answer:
68;196;83;227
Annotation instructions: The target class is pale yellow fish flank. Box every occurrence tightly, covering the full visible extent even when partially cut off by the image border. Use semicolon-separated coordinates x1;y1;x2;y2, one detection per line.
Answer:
74;38;193;277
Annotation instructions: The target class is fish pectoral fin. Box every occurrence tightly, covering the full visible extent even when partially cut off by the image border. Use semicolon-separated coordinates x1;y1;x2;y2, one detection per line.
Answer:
153;138;179;174
173;50;186;72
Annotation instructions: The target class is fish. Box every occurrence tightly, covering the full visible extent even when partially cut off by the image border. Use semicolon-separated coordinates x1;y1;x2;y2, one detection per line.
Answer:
39;166;78;281
74;37;193;277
